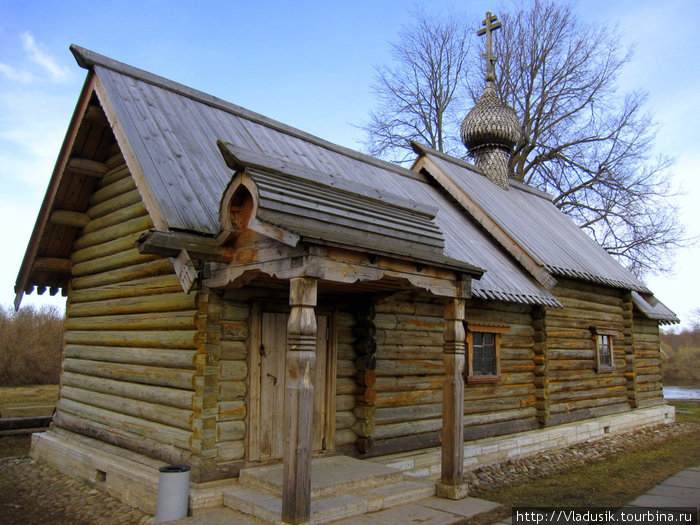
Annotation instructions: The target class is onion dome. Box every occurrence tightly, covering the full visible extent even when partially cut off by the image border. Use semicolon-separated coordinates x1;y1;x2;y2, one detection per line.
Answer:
461;81;520;152
462;11;522;189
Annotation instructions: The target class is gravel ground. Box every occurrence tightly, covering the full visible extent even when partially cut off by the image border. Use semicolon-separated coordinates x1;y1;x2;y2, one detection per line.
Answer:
0;421;698;524
0;456;150;525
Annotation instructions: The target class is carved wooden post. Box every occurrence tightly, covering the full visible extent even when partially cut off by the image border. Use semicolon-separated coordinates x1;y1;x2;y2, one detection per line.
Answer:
282;277;317;524
437;296;468;499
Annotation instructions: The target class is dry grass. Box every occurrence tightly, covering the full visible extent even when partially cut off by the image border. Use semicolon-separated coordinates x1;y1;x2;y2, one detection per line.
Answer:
465;402;700;524
0;305;63;386
0;384;59;417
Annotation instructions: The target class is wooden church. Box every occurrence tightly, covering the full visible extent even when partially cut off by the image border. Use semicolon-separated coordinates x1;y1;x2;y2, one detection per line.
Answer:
16;20;678;523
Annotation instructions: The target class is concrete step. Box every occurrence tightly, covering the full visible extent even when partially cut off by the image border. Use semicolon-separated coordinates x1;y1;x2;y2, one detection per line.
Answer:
238;456;404;499
360;479;436;512
224;487;368;525
226;456;438;524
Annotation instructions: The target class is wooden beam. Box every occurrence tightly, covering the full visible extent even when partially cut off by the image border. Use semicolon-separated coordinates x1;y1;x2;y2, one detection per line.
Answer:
50;210;91;228
282;276;317;524
437;295;468;500
32;257;72;273
67;157;109;178
84;104;109;125
138;230;233;263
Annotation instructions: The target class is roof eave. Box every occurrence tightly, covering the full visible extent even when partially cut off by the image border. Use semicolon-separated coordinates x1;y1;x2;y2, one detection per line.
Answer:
14;72;97;310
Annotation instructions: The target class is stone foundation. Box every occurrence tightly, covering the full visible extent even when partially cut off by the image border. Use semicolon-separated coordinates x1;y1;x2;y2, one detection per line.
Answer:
373;405;675;478
31;405;675;517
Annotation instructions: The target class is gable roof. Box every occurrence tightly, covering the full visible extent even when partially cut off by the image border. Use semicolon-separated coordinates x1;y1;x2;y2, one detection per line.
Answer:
412;143;652;293
23;45;557;307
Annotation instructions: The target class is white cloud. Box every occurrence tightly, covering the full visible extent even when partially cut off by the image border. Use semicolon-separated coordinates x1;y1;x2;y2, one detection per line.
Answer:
0;62;33;83
20;31;70;82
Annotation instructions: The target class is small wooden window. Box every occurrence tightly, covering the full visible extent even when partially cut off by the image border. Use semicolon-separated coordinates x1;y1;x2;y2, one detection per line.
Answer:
465;323;508;384
591;327;618;372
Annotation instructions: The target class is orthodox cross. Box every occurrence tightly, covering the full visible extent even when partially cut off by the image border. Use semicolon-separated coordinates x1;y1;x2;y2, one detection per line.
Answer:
477;11;501;81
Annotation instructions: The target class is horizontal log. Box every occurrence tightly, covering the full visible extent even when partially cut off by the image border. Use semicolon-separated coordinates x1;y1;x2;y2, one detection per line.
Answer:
549;396;628;414
65;329;197;349
33;257;72;273
221;321;248;341
220;341;248;360
65;310;196;332
464;385;535;400
217;441;244;461
463;407;537;427
63;358;194;390
73;215;153;251
375;390;442;408
549;385;627;403
553;284;622;305
58;398;191;449
68;291;197;317
218;400;246;421
68;157;108;177
62;371;192;409
335;429;356;446
375;403;441;424
336;395;355;411
375;418;441;440
464;397;531;414
337;360;356;377
375;359;444;376
221;301;249;322
219;361;248;381
50;210;90;228
53;412;194;467
335;410;356;430
71;258;174;290
61;385;192;430
336;377;359;395
218;380;246;401
64;344;196;369
71;232;143;265
100;163;129;185
84;200;147;233
88;173;136;205
548;376;627;393
557;296;624;315
374;330;442;347
217;421;245;441
374;376;443;392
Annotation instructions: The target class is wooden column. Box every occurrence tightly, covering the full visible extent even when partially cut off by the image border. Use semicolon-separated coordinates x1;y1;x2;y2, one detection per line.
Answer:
282;277;317;524
437;297;468;499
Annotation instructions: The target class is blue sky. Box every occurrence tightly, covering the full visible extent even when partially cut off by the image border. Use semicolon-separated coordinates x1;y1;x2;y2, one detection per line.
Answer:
1;0;698;327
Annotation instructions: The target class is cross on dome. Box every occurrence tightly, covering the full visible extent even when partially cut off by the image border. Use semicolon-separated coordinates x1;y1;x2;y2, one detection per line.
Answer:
477;11;502;82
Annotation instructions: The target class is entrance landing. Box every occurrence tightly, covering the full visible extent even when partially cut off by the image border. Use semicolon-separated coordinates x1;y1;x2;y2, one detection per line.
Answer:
225;455;447;524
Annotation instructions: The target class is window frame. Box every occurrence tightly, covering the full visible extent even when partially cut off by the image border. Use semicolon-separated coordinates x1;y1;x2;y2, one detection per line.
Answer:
465;323;509;384
591;327;618;372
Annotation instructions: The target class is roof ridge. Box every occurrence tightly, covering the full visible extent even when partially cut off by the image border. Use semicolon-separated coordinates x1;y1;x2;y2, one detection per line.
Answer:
70;45;424;183
410;140;553;201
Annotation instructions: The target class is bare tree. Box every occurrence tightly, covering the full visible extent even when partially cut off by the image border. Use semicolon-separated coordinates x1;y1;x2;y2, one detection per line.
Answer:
361;9;471;163
363;0;685;276
492;0;682;275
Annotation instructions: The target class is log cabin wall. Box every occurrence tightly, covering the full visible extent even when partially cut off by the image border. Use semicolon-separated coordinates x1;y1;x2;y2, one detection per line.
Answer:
57;146;201;469
464;300;539;439
544;279;630;426
346;294;538;458
214;296;249;475
631;311;664;408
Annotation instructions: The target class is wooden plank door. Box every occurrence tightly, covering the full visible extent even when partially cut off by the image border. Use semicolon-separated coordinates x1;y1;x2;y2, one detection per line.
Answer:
257;312;332;460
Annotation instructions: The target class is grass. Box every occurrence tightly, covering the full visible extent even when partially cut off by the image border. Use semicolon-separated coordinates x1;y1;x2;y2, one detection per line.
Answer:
0;384;59;417
464;401;700;524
